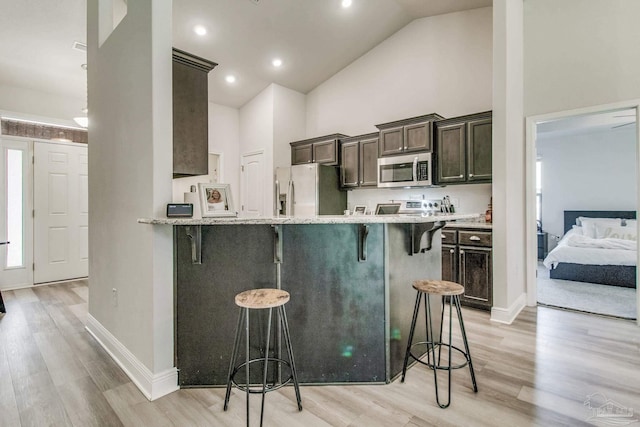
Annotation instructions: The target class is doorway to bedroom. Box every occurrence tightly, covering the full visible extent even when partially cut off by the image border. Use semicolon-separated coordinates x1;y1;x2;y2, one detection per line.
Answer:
529;104;638;320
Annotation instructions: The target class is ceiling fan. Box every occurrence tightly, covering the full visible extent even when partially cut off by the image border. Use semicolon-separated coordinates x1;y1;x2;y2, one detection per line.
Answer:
612;114;636;129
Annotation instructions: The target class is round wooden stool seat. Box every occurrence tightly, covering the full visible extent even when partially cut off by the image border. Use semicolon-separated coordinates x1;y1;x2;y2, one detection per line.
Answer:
412;280;464;296
235;288;290;309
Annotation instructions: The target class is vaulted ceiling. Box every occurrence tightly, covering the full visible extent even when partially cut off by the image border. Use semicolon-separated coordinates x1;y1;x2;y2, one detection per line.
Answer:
0;0;492;118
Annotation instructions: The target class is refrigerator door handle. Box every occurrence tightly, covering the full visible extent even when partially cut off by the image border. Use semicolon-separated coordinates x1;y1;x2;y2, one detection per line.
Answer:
274;180;280;216
286;179;294;217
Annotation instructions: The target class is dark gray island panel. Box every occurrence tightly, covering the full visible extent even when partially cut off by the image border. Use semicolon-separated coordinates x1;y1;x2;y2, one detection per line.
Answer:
281;224;386;383
170;218;451;387
175;225;277;386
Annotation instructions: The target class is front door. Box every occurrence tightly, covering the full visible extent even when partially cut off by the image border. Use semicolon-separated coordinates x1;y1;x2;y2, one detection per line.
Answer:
0;137;33;289
33;141;88;284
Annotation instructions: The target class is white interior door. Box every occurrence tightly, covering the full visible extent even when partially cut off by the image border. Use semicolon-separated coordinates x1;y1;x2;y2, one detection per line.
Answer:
0;137;33;289
241;151;264;217
33;141;88;284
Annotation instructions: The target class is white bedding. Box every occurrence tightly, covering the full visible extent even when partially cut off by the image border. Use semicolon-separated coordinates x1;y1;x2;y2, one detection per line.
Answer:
543;228;638;269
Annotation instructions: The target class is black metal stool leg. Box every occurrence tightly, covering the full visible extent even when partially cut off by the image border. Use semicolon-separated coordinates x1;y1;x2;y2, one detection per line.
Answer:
401;291;422;382
279;305;303;411
259;308;273;427
454;296;478;392
425;294;434;367
225;307;245;411
245;308;250;427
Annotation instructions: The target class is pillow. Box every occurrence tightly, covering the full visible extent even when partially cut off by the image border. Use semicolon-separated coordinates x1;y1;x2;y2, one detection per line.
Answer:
574;216;620;226
595;223;637;240
580;218;621;238
571;225;583;235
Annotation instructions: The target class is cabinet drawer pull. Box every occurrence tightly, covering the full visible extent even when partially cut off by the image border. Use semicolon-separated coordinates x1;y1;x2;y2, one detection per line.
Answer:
459;174;464;178
459;249;465;254
449;249;455;254
441;234;446;239
469;173;474;177
469;236;481;241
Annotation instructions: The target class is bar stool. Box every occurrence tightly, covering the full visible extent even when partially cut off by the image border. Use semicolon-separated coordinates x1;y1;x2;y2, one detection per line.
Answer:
401;280;478;408
224;288;302;426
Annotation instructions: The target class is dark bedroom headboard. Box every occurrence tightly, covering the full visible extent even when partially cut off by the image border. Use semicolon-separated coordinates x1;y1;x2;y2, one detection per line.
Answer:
563;210;637;234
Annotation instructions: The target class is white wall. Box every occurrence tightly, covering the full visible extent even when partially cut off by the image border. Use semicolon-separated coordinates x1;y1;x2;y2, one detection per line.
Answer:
524;0;640;117
305;7;493;215
87;0;176;400
492;0;525;320
538;127;637;246
0;84;84;128
306;8;492;137
273;84;306;170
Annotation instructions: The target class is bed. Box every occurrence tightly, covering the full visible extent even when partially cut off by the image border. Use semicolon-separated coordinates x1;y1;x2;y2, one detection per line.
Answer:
543;210;637;288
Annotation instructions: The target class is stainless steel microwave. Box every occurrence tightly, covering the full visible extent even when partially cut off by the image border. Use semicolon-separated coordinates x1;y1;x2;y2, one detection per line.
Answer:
377;152;432;188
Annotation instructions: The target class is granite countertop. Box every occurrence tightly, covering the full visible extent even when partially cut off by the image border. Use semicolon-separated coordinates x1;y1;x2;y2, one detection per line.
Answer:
138;213;482;226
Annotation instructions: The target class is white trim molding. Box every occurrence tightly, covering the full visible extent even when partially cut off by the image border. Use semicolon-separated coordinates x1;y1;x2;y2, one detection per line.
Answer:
86;314;179;401
490;292;527;324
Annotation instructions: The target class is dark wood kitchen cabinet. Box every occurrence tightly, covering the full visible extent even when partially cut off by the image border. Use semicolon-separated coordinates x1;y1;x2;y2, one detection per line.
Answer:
172;48;217;177
435;111;492;185
339;133;379;189
376;113;444;157
290;134;348;166
441;227;492;310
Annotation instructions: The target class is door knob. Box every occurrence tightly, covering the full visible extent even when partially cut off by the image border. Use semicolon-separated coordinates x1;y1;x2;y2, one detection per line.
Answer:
0;241;9;245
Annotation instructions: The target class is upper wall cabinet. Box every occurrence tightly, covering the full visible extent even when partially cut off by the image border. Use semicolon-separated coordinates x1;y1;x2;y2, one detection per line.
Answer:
375;113;444;157
339;133;379;189
290;134;348;166
435;111;492;185
172;48;217;177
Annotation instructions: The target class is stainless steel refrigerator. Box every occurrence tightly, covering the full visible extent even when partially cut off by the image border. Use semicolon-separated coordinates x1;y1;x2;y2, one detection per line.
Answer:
274;163;347;217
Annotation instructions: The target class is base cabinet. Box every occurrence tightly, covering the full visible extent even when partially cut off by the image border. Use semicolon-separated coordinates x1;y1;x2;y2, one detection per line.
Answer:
441;227;492;310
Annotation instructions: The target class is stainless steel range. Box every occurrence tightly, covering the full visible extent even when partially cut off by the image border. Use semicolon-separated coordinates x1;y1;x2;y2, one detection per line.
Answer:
393;199;443;216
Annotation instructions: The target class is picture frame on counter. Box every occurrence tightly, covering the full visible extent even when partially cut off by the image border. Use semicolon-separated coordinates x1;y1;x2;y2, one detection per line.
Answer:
353;205;367;215
198;183;237;217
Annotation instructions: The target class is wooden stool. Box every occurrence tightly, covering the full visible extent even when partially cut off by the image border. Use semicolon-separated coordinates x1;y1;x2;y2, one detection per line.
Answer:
223;288;302;426
400;280;478;408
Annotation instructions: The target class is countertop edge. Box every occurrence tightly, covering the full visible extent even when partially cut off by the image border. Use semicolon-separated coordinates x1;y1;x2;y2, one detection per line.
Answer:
138;213;482;225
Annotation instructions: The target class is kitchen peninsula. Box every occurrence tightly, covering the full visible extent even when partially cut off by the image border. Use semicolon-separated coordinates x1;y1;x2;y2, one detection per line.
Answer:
139;213;479;387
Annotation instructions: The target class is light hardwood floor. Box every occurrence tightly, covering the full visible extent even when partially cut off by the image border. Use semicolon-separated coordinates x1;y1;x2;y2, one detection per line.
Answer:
1;280;639;426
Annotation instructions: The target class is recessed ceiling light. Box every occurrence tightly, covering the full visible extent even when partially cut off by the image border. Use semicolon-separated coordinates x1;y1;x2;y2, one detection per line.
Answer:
194;25;207;36
341;0;352;8
225;75;236;83
272;58;283;67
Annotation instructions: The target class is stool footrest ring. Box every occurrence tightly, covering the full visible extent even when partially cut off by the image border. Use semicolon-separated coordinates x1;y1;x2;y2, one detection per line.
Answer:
407;341;471;371
230;357;293;394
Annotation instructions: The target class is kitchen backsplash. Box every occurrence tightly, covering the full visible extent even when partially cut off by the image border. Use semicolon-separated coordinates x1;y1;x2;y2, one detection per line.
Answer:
346;183;492;215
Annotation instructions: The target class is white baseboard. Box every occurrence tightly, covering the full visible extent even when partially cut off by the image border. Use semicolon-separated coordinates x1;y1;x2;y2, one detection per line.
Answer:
86;314;178;401
490;292;527;324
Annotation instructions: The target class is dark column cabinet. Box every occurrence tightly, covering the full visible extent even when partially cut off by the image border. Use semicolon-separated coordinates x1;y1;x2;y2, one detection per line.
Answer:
339;133;379;189
435;111;492;185
172;48;217;177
